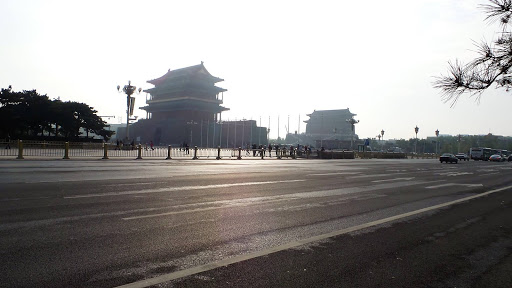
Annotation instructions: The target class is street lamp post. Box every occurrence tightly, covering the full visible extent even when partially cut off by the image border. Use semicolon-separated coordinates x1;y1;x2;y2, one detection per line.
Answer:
414;125;419;154
457;134;462;153
381;129;385;151
117;81;141;141
187;120;198;146
346;118;359;150
435;129;439;155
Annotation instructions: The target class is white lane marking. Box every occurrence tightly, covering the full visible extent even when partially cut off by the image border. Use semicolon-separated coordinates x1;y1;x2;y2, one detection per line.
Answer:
479;173;499;176
64;180;306;199
425;183;483;189
115;185;512;288
122;181;430;220
477;169;498;173
102;182;168;187
372;177;415;183
308;172;361;176
348;173;404;179
436;172;473;177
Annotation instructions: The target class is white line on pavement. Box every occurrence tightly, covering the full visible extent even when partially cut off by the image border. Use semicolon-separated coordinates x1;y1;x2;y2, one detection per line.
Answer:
348;173;405;179
372;177;415;183
122;181;430;220
114;184;512;288
64;180;306;199
101;182;169;187
479;173;499;177
425;183;484;189
308;172;361;176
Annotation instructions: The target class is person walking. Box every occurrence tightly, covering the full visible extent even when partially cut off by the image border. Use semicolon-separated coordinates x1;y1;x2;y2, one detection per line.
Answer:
268;144;272;158
5;134;11;149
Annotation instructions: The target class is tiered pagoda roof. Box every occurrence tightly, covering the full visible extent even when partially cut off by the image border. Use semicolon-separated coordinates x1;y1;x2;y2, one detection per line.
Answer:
147;62;224;86
141;62;229;116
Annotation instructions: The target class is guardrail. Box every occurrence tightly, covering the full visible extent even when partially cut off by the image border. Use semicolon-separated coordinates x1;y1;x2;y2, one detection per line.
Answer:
0;140;304;160
1;140;438;160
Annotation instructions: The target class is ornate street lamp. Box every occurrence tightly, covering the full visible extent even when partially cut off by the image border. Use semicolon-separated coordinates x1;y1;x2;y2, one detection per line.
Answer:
380;129;385;150
435;129;439;155
414;125;419;154
346;118;359;150
117;81;141;141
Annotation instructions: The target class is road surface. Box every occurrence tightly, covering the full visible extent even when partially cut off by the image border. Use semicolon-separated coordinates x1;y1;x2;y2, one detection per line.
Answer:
0;158;511;287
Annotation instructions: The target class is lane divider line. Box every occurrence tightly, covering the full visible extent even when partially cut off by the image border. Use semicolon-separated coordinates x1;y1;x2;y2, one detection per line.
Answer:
122;181;430;220
426;183;483;189
308;172;361;176
64;180;306;199
114;185;512;288
372;177;414;183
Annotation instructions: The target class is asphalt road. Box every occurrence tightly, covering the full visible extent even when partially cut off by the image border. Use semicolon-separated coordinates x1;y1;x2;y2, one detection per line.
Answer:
0;158;511;287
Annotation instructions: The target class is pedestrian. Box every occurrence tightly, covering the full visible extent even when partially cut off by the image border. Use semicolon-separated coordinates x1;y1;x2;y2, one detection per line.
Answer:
115;139;120;150
150;140;154;150
185;143;189;154
268;144;272;157
5;134;11;149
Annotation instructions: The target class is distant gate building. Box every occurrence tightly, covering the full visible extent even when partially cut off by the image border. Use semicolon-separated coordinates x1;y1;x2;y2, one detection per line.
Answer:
304;109;358;149
123;63;267;147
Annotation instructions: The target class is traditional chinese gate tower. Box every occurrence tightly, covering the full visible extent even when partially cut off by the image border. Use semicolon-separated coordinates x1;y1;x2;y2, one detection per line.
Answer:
128;62;267;147
141;62;229;123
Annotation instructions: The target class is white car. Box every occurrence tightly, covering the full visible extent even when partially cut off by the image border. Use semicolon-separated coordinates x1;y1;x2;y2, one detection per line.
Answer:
455;153;469;161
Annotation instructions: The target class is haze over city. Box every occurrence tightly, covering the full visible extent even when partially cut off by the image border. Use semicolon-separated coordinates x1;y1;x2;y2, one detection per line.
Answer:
1;0;510;140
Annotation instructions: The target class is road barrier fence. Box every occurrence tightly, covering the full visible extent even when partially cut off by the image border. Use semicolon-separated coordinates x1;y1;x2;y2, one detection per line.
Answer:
0;140;303;160
1;140;437;160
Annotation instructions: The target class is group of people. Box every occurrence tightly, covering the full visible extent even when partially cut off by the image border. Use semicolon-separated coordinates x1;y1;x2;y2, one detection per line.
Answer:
179;142;190;154
114;139;154;151
247;144;303;157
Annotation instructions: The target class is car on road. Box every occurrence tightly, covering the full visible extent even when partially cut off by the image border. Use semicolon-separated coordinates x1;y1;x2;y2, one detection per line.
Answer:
455;153;469;161
440;153;458;164
489;154;504;162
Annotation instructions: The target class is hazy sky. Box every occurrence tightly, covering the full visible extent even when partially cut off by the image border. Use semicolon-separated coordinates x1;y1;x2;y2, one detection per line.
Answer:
1;0;509;140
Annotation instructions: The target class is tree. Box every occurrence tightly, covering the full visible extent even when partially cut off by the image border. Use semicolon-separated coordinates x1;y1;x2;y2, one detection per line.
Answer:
0;88;52;137
434;0;512;106
0;87;114;141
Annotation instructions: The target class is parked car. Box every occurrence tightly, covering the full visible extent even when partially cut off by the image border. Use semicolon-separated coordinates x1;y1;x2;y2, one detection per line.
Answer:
489;154;504;162
509;155;512;162
455;153;469;161
440;153;458;163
